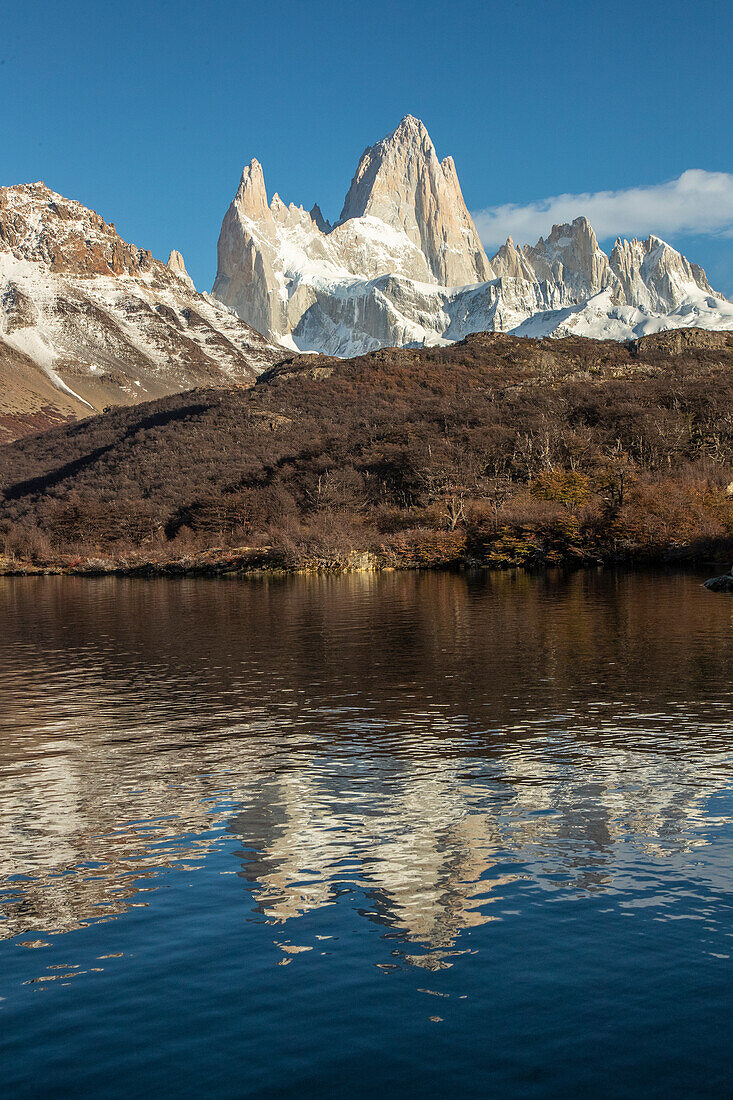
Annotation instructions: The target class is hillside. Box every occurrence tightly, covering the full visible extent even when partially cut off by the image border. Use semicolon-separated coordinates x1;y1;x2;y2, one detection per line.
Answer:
2;327;733;572
0;182;281;443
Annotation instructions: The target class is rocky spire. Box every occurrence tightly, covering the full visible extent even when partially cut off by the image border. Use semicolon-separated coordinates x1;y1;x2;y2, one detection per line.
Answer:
490;236;537;282
167;249;195;289
233;159;273;225
309;203;330;233
213;159;286;339
338;115;493;286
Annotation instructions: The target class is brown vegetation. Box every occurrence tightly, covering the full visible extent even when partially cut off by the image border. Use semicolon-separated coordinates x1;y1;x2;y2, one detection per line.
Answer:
2;328;733;573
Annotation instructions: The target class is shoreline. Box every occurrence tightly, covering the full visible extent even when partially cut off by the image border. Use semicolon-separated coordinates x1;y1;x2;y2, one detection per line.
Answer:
1;545;729;580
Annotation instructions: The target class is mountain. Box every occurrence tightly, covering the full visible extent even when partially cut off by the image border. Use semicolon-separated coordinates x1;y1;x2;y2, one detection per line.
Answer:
338;115;493;286
213;117;733;356
0;183;281;442
3;327;733;573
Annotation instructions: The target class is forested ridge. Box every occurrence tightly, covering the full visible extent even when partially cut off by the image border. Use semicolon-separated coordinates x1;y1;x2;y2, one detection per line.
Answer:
2;328;733;572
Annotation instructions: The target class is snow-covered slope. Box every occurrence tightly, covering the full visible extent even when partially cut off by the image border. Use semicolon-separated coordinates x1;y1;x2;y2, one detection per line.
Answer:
0;182;281;440
212;117;732;356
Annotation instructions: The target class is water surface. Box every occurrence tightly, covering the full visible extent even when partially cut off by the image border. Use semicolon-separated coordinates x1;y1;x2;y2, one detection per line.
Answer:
1;570;732;1097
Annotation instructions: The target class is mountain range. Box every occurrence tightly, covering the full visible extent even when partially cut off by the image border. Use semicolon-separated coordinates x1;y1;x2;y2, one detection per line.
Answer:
214;115;733;356
0;116;731;443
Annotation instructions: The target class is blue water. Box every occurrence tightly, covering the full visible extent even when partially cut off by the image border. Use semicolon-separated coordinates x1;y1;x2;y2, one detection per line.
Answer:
0;570;732;1097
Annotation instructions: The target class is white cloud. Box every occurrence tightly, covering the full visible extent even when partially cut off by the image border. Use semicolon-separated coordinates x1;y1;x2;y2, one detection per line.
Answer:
472;169;733;251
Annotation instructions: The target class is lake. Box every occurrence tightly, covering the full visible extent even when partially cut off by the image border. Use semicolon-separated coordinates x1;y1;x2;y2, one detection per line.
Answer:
1;570;732;1097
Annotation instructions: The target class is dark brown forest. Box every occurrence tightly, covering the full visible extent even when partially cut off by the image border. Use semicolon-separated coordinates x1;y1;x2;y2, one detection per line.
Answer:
2;327;733;572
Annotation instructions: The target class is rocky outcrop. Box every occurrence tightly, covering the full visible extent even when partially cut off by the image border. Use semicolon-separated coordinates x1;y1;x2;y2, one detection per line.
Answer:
704;572;733;593
2;283;38;332
0;183;281;440
632;327;733;357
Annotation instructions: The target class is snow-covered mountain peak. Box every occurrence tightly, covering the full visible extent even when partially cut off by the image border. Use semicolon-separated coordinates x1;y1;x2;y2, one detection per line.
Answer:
521;215;621;300
608;233;714;313
212;116;495;346
0;182;280;439
211;118;731;357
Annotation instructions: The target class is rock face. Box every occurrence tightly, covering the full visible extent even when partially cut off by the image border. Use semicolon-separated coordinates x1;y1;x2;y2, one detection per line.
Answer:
0;182;281;441
339;115;493;286
517;218;621;300
213;117;733;356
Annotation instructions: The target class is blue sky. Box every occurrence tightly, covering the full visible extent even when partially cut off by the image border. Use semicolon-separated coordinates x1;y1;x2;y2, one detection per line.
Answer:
3;0;732;293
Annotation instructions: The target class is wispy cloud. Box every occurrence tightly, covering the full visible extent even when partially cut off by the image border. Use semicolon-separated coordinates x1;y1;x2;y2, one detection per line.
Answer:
472;170;733;251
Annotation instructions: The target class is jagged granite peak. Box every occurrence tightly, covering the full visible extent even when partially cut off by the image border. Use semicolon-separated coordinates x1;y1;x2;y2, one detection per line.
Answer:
522;217;622;300
338;115;493;286
488;219;719;319
609;234;715;313
214;159;289;340
212;115;492;345
212;127;439;343
167;249;194;289
0;182;280;440
234;158;273;225
490;236;537;282
211;121;732;356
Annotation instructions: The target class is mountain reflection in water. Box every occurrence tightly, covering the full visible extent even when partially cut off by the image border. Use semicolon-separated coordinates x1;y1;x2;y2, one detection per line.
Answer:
1;570;733;1095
